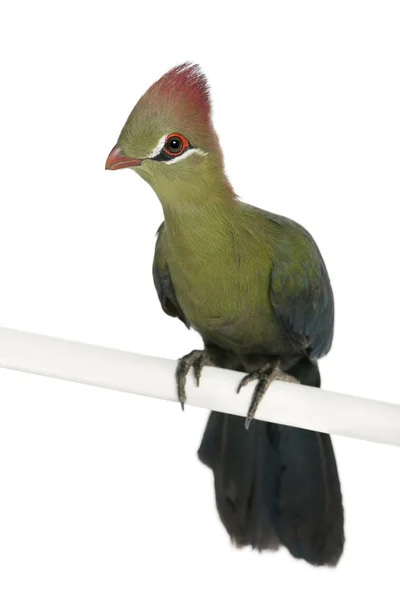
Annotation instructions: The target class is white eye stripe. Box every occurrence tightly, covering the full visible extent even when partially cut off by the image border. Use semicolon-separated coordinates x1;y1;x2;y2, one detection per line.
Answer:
145;135;207;163
146;135;168;158
163;148;207;165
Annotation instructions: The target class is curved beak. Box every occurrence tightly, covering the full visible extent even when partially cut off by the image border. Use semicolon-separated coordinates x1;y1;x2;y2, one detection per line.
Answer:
105;144;143;170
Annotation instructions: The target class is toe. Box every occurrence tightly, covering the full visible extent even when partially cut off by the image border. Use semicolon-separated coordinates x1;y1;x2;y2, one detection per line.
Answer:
237;373;255;393
244;415;253;429
193;360;202;386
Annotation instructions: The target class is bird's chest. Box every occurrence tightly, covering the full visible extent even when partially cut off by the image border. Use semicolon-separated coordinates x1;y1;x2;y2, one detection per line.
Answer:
166;240;275;351
169;252;241;314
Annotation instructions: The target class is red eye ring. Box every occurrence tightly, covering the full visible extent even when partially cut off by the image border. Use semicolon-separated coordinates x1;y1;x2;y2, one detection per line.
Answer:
163;133;190;157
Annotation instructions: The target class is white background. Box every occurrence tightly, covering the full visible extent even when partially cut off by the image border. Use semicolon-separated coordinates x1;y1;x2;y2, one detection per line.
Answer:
0;1;399;598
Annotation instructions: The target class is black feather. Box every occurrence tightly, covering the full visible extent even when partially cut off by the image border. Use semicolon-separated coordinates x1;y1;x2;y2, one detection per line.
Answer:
198;356;344;566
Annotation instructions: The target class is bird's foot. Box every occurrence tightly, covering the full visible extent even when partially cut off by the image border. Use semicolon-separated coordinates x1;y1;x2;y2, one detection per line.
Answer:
176;350;214;411
237;361;298;429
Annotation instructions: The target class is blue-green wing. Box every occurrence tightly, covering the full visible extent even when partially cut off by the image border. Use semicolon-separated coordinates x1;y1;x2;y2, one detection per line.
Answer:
269;219;334;359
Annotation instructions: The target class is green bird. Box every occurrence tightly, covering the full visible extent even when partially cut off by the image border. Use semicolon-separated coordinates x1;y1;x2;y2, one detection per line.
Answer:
106;63;344;566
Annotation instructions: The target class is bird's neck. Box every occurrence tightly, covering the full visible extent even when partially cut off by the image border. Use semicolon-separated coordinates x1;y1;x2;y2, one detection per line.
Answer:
158;171;237;257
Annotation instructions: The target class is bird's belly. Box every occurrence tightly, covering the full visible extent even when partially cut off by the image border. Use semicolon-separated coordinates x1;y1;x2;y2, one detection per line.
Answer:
173;267;288;355
198;312;290;355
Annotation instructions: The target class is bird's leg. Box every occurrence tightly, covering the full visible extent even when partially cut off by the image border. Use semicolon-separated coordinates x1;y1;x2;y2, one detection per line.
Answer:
176;349;214;410
237;361;298;429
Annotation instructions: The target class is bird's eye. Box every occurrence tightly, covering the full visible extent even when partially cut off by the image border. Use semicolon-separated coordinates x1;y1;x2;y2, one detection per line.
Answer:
163;133;189;157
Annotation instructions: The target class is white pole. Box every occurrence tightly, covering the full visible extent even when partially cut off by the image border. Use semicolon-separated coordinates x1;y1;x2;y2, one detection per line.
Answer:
0;326;399;446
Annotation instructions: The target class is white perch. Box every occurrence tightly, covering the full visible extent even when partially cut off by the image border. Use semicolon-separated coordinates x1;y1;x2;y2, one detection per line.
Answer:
0;326;399;447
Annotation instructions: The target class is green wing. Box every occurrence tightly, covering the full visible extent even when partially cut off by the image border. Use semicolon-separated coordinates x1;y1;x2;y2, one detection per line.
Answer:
152;222;190;328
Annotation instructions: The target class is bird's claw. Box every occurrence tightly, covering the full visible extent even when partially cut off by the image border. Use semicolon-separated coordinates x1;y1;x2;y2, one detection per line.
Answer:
237;362;297;429
237;371;262;393
175;350;213;410
244;373;273;429
193;354;208;386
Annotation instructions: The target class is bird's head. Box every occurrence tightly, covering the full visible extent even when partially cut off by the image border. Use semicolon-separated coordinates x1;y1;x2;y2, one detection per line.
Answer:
106;63;229;202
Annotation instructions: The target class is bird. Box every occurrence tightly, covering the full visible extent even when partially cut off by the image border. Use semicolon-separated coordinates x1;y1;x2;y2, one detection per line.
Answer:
106;63;344;566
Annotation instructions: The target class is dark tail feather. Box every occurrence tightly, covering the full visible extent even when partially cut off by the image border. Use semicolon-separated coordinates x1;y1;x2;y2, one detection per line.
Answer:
197;358;344;566
199;412;280;551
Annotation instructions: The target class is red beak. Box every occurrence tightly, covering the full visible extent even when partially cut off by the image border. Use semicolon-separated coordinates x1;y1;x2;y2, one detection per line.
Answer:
105;144;143;170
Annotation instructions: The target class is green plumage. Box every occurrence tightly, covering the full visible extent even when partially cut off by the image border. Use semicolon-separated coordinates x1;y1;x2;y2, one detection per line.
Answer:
154;198;333;363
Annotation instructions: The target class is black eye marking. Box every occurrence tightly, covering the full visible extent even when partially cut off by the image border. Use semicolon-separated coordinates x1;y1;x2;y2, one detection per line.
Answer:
151;133;192;162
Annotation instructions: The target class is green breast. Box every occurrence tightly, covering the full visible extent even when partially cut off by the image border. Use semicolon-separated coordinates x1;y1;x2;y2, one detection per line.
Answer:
164;213;286;354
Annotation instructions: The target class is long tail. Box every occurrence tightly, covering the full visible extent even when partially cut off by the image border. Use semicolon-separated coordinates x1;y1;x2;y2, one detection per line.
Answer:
197;358;344;566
